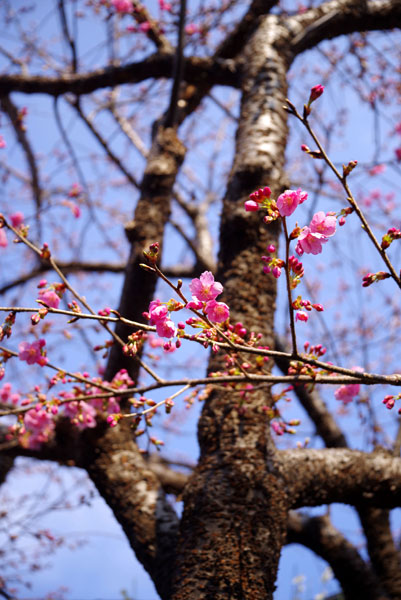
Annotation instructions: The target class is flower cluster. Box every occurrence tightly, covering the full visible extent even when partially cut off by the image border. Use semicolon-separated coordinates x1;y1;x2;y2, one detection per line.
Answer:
292;296;324;323
295;211;336;256
19;339;48;367
36;280;66;309
261;245;285;278
188;271;229;323
6;369;134;449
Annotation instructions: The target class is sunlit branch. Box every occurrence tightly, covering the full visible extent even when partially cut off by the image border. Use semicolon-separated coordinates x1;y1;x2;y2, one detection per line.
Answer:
0;54;240;96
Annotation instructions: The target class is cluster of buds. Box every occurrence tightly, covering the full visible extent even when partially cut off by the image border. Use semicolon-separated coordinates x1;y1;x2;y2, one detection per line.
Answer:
244;187;280;224
303;341;326;358
362;271;391;287
31;307;49;326
122;330;146;357
382;394;401;413
381;227;401;250
338;206;354;227
288;255;304;288
0;311;16;342
261;245;285;278
292;296;324;322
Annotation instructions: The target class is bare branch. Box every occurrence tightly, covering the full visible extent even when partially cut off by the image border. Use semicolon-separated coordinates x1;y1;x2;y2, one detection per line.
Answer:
289;0;401;56
0;54;239;96
287;512;386;600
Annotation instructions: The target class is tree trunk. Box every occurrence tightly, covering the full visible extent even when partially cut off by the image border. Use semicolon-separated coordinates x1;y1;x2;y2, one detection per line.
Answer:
171;17;292;599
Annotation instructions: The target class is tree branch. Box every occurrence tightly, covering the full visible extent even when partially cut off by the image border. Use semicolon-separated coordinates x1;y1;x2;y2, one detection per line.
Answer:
281;448;401;509
0;54;239;96
287;512;387;600
289;0;401;56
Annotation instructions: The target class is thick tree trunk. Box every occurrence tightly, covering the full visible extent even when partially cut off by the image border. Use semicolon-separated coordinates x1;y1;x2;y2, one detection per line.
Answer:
171;17;292;599
105;126;185;382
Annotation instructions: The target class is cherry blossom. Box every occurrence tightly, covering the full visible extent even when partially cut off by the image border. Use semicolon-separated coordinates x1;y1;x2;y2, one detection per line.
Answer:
21;407;55;449
18;339;48;366
111;0;133;13
189;271;223;302
295;228;329;256
155;318;176;338
204;300;230;323
309;211;336;237
276;188;308;217
37;289;60;309
10;212;24;227
334;383;360;404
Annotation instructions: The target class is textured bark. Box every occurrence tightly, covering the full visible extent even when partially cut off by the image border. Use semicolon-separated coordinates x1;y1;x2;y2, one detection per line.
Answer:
171;15;293;600
281;448;401;509
81;420;179;600
358;507;401;600
105;126;185;382
287;512;387;600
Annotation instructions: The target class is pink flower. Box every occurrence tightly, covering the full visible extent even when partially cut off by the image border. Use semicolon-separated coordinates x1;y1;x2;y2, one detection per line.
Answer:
155;318;176;338
10;212;24;227
334;366;362;404
244;199;260;212
186;296;204;310
0;135;6;148
111;0;133;13
309;211;336;237
0;229;7;248
189;271;223;302
37;289;60;309
295;310;308;322
204;300;230;323
22;408;55;449
309;84;324;103
334;383;360;404
369;164;386;176
159;0;172;10
18;339;48;366
295;227;328;256
276;188;308;217
395;147;401;162
148;302;168;324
